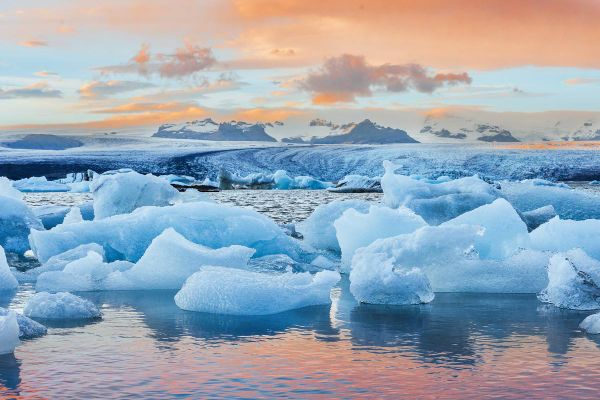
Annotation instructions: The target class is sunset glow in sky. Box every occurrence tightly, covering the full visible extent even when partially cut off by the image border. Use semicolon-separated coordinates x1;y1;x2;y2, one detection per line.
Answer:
1;0;599;133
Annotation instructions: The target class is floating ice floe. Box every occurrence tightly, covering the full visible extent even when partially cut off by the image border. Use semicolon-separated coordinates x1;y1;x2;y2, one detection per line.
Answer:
328;175;382;193
0;177;43;253
0;312;20;354
381;161;499;224
174;266;340;315
33;202;94;229
298;199;371;253
29;201;307;264
272;170;333;190
0;307;47;339
0;246;18;291
334;205;426;271
13;176;70;192
90;169;180;219
500;179;600;220
538;249;600;310
24;292;101;320
580;312;600;334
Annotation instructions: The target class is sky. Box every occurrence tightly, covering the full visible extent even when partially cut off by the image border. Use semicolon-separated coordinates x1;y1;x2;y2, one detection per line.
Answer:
0;0;599;136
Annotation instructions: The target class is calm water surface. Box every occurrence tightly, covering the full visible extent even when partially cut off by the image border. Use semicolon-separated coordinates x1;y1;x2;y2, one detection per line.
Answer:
1;190;599;399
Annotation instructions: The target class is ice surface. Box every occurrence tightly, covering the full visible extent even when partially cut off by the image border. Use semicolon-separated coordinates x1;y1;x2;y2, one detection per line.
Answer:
500;180;600;220
381;161;499;224
334;205;427;271
91;169;179;219
0;246;18;290
13;176;69;192
521;205;557;231
24;292;101;319
442;198;530;260
26;243;106;278
62;207;83;224
538;249;600;310
29;201;306;264
580;312;600;334
33;202;94;229
328;175;382;193
105;228;255;290
351;224;548;293
530;217;600;259
297;199;371;253
0;312;20;354
0;307;47;339
0;180;44;253
174;266;340;315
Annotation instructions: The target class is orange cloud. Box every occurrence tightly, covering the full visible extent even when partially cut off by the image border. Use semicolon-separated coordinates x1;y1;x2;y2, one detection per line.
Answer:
94;102;198;114
312;93;355;105
564;77;600;85
229;108;304;122
18;39;48;47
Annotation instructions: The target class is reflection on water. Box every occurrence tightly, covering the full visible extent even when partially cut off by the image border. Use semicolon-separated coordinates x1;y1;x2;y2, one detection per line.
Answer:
2;278;600;398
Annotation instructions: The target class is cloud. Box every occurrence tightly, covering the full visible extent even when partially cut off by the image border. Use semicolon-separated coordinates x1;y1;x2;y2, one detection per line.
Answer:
34;71;59;77
101;43;217;78
93;101;199;114
564;77;600;85
18;40;48;47
229;108;304;122
79;80;156;98
0;82;62;99
300;54;471;104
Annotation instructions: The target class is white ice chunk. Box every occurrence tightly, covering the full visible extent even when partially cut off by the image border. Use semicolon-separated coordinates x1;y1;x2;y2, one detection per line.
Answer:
580;312;600;334
29;202;303;264
334;205;427;271
538;249;600;310
24;292;101;319
27;243;106;278
328;174;382;193
298;199;371;253
530;217;600;259
90;169;179;219
62;207;83;225
521;205;557;231
443;198;530;260
0;312;20;354
272;170;332;190
175;267;340;315
0;177;23;200
381;161;499;224
0;246;18;291
0;185;43;253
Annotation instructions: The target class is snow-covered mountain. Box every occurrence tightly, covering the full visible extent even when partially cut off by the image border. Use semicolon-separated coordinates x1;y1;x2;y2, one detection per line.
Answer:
282;119;419;144
556;120;600;141
420;116;520;142
153;118;279;142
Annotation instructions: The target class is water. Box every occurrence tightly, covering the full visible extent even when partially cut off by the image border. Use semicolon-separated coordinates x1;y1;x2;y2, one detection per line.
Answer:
3;190;600;399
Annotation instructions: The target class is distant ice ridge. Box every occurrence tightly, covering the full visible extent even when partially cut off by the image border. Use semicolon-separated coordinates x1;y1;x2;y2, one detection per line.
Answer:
24;292;101;320
0;178;43;253
0;312;20;354
218;169;332;190
174;267;340;315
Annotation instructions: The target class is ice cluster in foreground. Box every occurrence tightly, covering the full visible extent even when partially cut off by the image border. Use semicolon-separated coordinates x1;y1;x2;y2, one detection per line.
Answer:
0;312;20;354
0;245;18;291
0;307;47;339
24;292;101;320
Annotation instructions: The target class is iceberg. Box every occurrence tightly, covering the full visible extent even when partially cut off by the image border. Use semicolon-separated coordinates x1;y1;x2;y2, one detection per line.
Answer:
0;312;20;354
90;169;180;219
24;292;101;319
12;176;70;192
0;178;44;253
521;205;557;231
501;179;600;220
0;246;18;291
29;201;306;264
272;170;332;190
62;207;83;225
218;169;331;190
26;243;106;278
174;266;340;315
0;307;47;339
350;224;548;293
530;217;600;259
580;312;600;334
328;174;382;193
381;161;499;224
297;199;371;253
442;198;530;260
539;249;600;310
334;205;427;271
33;202;94;229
